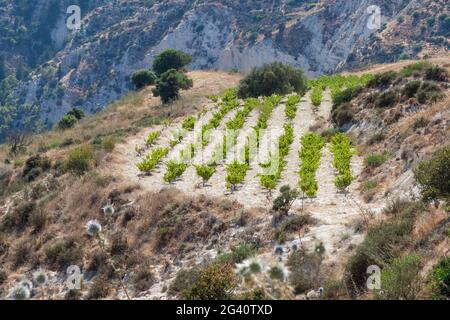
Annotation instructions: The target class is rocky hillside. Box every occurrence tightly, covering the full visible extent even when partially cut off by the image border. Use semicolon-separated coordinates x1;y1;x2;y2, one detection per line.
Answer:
0;0;448;133
0;59;448;300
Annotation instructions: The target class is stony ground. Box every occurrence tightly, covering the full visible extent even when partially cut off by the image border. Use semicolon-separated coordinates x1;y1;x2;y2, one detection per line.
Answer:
106;89;388;299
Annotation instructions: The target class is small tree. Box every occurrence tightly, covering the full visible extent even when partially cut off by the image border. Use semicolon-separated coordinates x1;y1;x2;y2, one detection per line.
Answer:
152;49;192;75
195;165;216;187
152;69;193;103
131;69;156;90
272;185;299;217
183;264;237;300
413;146;450;204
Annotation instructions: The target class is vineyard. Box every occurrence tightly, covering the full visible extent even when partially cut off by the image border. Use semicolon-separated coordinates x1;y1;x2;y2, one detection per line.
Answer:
129;82;361;207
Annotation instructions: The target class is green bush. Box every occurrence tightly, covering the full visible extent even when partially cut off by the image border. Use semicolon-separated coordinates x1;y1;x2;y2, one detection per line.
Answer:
183;264;238;300
45;237;83;269
217;244;255;265
416;81;444;104
424;65;448;82
57;114;77;130
131;69;156;89
365;153;388;168
399;62;431;77
287;249;322;294
152;49;192;75
169;268;200;297
379;255;422;300
331;102;354;127
272;185;299;216
375;90;397;108
413;146;450;203
152;69;193;103
430;257;450;299
64;145;95;176
344;204;418;295
401;80;422;98
367;71;398;88
332;86;362;107
237;62;307;98
22;154;51;181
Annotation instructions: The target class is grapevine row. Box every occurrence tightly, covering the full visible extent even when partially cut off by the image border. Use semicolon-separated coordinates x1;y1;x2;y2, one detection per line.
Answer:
285;94;301;120
298;133;326;197
330;133;354;191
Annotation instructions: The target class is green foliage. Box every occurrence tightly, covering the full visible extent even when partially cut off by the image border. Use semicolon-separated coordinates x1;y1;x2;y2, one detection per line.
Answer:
45;237;83;269
413;146;450;203
22;154;51;182
226;160;249;191
367;71;398;88
430;257;450;299
332;86;362;107
399;62;432;77
152;69;193;103
344;203;419;295
164;160;188;183
272;185;300;215
401;80;422;98
226;98;259;130
375;90;397;108
365;153;388;168
237;62;307;98
57;108;85;130
299;133;325;197
310;86;323;107
259;124;294;190
330;133;354;191
285;94;301;119
217;244;256;265
136;147;170;173
195;164;216;186
145;131;160;147
131;69;156;89
64;145;94;176
152;49;192;75
182;116;196;131
379;255;422;300
183;264;238;300
254;95;282;134
416;81;444;104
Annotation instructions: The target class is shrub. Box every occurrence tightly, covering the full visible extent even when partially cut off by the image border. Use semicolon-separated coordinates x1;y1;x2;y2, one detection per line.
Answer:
217;244;255;265
412;117;429;130
45;237;83;269
331;102;354;127
0;201;35;232
430;257;450;299
416;81;444;103
169;268;200;297
64;145;94;175
375;90;397;108
182;116;196;131
237;62;307;98
344;206;417;295
424;65;448;82
287;249;322;294
195;164;216;186
269;266;285;281
22;154;51;181
399;62;431;77
183;264;238;300
367;71;398;88
332;86;362;107
101;136;116;153
378;255;422;300
365;153;388;168
57;114;77;130
152;69;193;103
413;146;450;203
133;264;155;292
401;80;421;98
131;69;156;89
152;49;192;75
272;185;299;216
67;108;85;120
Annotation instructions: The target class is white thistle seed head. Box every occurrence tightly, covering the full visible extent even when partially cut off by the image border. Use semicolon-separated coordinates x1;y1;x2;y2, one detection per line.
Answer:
86;220;102;236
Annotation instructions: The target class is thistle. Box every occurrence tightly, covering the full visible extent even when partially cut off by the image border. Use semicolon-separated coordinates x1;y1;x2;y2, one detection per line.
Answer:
33;270;48;286
102;204;115;217
86;220;102;236
10;285;31;300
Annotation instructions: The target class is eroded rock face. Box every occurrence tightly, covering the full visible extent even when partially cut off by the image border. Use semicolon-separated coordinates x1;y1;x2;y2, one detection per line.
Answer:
1;0;447;128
